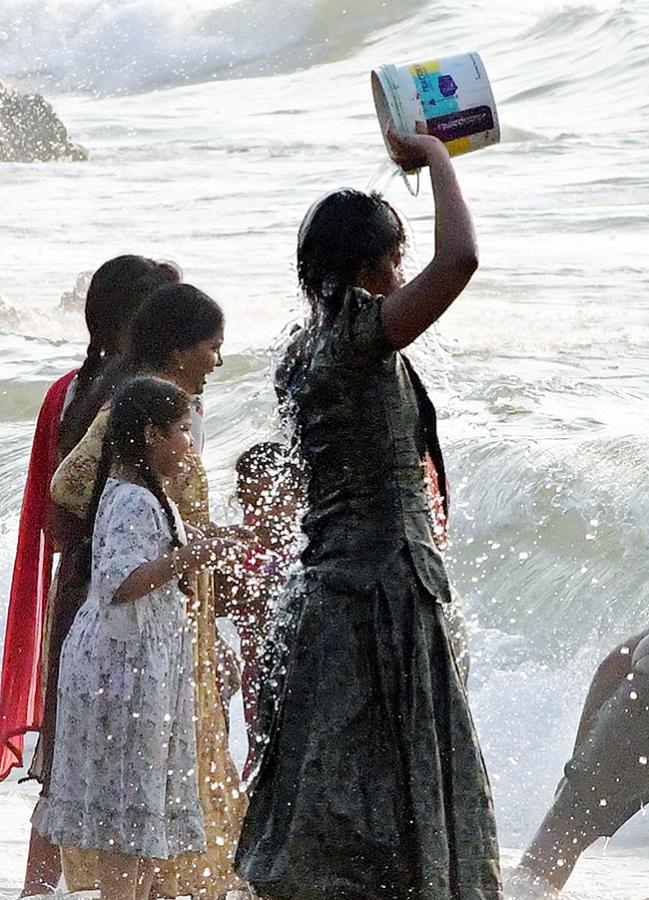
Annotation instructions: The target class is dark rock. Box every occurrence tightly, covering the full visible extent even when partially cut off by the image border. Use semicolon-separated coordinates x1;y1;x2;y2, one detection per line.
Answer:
0;82;88;162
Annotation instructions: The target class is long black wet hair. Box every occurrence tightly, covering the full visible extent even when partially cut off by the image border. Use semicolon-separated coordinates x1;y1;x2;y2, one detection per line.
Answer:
296;188;448;518
59;255;181;458
297;188;406;318
75;376;191;586
83;282;225;415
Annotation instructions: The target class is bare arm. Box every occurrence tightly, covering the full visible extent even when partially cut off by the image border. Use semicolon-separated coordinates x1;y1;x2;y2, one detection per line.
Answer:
380;125;478;350
113;537;240;605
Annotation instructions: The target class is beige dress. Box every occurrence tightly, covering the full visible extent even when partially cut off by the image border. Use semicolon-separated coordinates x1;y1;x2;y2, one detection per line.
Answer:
49;406;248;897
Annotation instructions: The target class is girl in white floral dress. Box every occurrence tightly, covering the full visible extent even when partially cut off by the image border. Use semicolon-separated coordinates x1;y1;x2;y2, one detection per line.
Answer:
33;376;234;900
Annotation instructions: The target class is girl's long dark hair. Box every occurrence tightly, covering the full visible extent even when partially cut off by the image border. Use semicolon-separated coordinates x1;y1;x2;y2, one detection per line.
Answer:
83;282;225;415
59;255;181;458
75;376;191;586
297;188;405;318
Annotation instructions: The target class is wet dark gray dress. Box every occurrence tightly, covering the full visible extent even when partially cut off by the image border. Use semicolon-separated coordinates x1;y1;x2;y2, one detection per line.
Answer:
236;289;502;899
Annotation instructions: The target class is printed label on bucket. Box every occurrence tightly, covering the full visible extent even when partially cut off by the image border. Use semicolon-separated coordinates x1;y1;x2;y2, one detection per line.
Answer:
409;59;461;120
406;55;497;155
426;106;495;142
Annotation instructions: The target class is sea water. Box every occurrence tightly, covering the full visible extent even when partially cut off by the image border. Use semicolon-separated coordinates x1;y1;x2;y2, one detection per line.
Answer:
0;0;648;896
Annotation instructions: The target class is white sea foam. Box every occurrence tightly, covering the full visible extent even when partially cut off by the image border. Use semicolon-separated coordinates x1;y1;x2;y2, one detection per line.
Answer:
0;0;429;93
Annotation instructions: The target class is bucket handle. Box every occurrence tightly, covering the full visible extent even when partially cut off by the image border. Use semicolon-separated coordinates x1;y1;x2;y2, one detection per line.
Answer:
401;168;420;197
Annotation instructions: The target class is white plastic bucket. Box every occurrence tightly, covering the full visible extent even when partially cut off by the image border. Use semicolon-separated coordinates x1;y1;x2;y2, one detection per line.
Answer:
372;52;500;161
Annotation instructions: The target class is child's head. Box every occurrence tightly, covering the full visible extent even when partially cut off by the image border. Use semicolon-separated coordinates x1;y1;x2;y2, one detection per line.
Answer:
297;189;406;314
85;255;181;358
108;376;192;481
78;376;191;584
129;283;225;394
60;254;180;457
235;442;303;531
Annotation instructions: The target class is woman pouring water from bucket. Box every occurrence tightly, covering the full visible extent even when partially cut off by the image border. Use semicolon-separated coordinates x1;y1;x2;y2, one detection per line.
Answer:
234;53;503;900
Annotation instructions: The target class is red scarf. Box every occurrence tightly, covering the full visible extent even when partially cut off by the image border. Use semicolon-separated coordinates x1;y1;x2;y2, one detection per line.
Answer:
0;370;77;780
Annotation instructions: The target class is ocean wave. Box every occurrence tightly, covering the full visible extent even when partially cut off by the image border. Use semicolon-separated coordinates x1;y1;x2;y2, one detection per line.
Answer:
0;274;89;347
0;0;425;94
2;0;644;102
447;433;649;659
489;0;647;126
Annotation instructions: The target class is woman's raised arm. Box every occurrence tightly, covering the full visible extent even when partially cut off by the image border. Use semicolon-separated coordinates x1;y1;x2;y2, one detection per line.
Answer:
380;125;478;350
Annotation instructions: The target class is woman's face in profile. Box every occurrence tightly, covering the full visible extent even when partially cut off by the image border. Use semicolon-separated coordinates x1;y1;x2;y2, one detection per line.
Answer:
175;329;224;394
359;246;405;298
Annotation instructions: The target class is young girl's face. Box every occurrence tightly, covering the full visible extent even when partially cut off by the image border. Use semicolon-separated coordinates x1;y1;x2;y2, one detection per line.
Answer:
148;412;193;478
175;329;224;395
